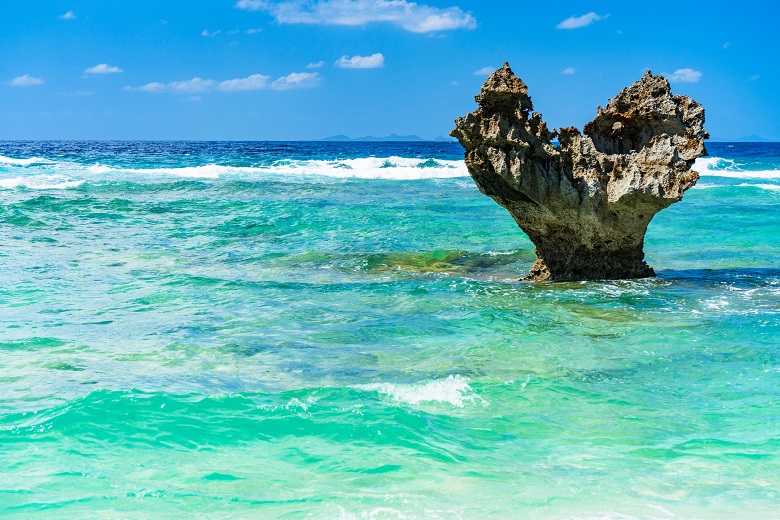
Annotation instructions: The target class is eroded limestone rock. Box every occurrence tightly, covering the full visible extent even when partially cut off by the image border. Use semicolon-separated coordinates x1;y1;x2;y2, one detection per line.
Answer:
451;63;708;280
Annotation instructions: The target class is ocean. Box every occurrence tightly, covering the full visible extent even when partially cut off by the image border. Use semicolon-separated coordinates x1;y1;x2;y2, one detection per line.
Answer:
0;141;778;518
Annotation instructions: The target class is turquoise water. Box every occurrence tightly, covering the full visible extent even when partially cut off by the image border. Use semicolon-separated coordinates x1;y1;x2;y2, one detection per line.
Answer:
1;141;779;518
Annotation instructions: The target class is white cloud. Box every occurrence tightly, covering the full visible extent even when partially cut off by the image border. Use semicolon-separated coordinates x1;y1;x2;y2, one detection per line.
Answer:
127;72;315;93
561;67;576;75
307;60;325;69
667;68;702;83
129;78;217;93
556;12;604;29
473;66;495;76
218;74;270;91
723;41;731;50
246;28;263;34
335;53;385;69
9;74;45;87
202;29;221;37
449;80;458;86
238;0;476;33
749;74;760;81
60;11;76;20
236;0;267;10
85;63;123;74
271;72;321;90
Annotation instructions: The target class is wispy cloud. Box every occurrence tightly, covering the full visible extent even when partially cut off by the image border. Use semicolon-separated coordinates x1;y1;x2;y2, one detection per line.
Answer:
723;41;731;50
556;12;604;29
246;28;263;34
473;66;495;76
335;53;385;69
236;0;266;10
749;74;760;81
202;29;222;37
129;78;217;93
306;61;325;69
271;72;321;90
126;72;321;93
236;0;476;33
667;68;702;83
561;67;576;75
59;11;76;20
85;63;123;74
219;74;271;91
9;74;45;87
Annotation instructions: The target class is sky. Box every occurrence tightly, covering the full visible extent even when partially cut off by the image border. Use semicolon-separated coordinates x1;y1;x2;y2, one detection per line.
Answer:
1;1;778;140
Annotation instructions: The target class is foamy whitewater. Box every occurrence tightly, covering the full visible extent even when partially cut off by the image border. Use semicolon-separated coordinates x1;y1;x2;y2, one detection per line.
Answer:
1;140;779;518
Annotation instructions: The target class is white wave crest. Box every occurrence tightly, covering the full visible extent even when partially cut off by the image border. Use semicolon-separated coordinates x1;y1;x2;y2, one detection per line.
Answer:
0;155;52;166
354;375;483;407
2;155;468;180
267;156;468;180
91;157;469;180
0;175;84;190
694;157;780;179
87;163;114;174
736;183;780;191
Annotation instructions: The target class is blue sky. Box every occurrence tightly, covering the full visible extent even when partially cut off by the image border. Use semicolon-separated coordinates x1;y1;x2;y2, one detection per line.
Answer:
2;1;778;140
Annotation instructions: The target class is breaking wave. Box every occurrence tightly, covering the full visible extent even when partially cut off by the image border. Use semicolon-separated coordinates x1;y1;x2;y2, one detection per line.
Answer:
0;175;84;190
736;183;780;192
0;155;52;166
98;157;468;180
353;375;484;408
694;157;780;179
2;155;467;181
6;153;780;188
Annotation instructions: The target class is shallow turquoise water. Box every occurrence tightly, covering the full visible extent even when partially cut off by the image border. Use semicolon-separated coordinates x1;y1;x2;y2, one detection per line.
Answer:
0;142;778;518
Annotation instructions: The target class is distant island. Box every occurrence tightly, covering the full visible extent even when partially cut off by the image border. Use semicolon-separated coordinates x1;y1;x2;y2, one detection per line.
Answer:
319;134;457;142
707;135;773;142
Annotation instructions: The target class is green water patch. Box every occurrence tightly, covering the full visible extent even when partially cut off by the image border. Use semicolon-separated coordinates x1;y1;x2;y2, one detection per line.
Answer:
0;387;480;463
0;210;48;228
0;337;67;351
202;472;245;481
213;215;280;238
281;249;532;275
128;291;183;307
43;362;85;372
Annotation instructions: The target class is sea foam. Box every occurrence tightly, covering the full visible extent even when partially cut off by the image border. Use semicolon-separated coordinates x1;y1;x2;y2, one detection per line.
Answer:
0;175;84;190
88;157;468;180
6;154;780;186
354;375;483;407
0;155;52;166
736;183;780;191
55;155;780;181
694;157;780;179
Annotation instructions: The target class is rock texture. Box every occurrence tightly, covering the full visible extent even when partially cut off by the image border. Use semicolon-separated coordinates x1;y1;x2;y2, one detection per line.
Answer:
451;63;708;281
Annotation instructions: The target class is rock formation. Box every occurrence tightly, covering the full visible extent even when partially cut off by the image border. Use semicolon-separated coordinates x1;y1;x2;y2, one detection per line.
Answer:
451;63;708;281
